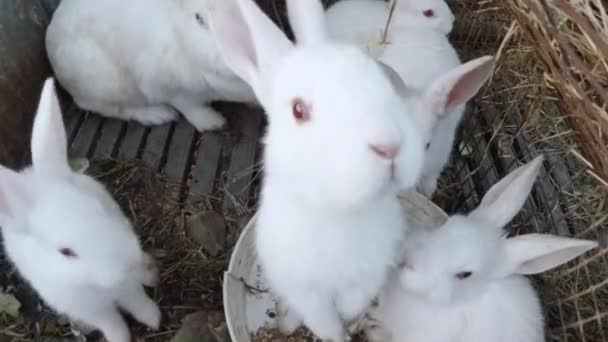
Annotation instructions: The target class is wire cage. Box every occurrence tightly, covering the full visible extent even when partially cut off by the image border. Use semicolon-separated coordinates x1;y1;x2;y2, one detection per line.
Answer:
0;0;606;341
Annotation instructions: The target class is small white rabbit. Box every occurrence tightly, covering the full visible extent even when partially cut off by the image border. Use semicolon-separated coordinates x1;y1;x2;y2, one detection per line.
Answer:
326;0;487;199
364;155;599;342
45;0;257;132
206;0;426;340
0;79;161;342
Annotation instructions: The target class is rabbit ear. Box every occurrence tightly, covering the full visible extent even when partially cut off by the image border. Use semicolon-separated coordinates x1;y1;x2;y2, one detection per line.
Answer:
206;0;293;90
502;234;598;275
470;155;544;230
376;61;413;99
286;0;328;45
0;166;30;229
31;78;71;177
422;55;494;122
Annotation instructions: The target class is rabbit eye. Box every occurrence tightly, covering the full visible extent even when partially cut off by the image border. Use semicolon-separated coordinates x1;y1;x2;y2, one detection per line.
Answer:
456;271;472;280
59;248;78;258
423;9;435;18
195;13;205;26
425;142;431;150
292;98;311;124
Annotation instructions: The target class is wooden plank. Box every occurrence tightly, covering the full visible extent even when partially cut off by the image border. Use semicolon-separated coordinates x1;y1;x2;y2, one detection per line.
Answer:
453;158;480;213
222;108;263;212
94;119;125;158
64;106;84;144
189;132;223;197
118;122;147;160
466;131;500;195
141;124;172;170
70;113;103;158
164;120;197;182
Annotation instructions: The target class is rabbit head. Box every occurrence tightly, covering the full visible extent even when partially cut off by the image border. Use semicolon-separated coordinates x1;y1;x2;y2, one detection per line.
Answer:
0;79;145;288
393;0;455;35
206;0;425;210
398;155;598;305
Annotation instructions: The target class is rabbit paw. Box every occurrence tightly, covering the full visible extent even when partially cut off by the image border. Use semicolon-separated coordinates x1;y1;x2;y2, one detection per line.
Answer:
138;300;162;330
276;299;302;335
183;106;226;132
141;253;160;287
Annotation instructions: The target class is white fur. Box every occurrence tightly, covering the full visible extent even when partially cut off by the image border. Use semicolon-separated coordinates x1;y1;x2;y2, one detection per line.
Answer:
326;0;494;199
365;155;599;342
0;79;161;342
45;0;257;132
206;0;425;340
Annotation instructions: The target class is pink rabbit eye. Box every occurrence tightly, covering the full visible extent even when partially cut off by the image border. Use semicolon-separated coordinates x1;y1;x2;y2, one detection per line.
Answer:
456;271;472;280
292;98;311;124
59;248;78;258
423;9;435;17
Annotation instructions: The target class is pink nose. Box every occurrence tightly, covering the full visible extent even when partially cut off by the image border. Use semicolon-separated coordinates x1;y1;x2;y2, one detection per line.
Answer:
369;143;400;160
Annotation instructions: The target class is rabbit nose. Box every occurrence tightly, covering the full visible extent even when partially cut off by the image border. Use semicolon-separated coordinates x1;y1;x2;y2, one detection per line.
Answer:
369;143;400;160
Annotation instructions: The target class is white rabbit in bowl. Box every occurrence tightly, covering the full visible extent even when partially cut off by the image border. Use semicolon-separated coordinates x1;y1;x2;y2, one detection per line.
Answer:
206;0;431;340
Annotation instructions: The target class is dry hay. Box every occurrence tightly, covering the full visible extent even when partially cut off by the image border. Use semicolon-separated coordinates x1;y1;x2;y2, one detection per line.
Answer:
509;0;608;186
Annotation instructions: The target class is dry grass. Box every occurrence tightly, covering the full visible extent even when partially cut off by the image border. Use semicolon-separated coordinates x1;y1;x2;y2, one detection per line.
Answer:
510;0;608;185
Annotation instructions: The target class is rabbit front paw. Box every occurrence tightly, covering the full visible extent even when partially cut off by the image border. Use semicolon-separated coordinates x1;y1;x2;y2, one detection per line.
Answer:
141;253;160;287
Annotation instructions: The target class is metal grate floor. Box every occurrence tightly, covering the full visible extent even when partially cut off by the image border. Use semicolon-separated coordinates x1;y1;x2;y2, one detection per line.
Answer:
63;102;265;213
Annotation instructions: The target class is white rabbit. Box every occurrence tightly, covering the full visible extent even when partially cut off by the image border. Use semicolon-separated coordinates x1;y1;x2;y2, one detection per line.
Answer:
0;79;161;342
364;155;599;342
205;0;426;340
325;0;454;57
326;0;491;198
45;0;257;132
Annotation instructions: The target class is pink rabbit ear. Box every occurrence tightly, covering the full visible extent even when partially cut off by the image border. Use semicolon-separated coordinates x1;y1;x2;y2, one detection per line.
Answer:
470;155;544;230
206;0;293;92
424;55;495;117
503;234;598;275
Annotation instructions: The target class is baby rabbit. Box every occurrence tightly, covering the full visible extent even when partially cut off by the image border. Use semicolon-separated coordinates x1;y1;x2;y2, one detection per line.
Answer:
205;0;426;340
365;155;599;342
45;0;257;132
326;0;486;199
0;79;161;342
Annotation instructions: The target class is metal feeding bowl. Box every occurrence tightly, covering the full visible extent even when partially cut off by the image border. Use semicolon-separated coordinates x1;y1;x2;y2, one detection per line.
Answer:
222;190;448;341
